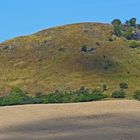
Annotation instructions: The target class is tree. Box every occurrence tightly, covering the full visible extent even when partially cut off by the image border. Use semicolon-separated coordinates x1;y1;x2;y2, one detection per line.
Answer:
111;19;122;26
125;20;130;27
114;24;122;37
129;17;137;27
111;19;122;37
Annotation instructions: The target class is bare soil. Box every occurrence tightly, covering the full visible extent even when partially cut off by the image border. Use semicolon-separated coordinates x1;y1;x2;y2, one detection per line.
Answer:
0;100;140;140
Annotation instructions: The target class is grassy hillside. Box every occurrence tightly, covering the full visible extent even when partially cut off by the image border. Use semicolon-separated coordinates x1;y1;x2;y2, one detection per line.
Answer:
0;22;140;96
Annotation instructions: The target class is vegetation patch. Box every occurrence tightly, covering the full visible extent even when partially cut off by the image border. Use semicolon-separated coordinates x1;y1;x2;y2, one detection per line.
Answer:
111;90;126;98
111;18;140;40
0;86;107;106
0;83;140;106
133;90;140;100
129;41;140;48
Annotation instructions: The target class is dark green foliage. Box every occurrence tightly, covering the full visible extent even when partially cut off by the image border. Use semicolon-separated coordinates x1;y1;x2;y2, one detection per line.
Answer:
0;87;33;106
111;19;122;37
133;90;140;100
43;91;64;103
125;20;130;27
112;90;126;98
111;19;122;26
129;17;137;27
114;24;122;37
44;87;105;103
119;83;128;90
2;46;12;50
0;86;106;106
81;45;87;52
125;18;137;28
111;18;140;40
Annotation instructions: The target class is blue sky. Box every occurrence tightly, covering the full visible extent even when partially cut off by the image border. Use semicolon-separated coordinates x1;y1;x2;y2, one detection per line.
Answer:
0;0;139;42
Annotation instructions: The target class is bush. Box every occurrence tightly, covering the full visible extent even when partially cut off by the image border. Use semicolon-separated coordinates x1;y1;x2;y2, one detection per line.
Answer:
81;45;87;52
112;90;126;98
129;41;140;48
0;87;36;106
43;87;105;104
123;28;134;40
133;90;140;100
43;91;64;103
119;83;128;90
0;86;108;106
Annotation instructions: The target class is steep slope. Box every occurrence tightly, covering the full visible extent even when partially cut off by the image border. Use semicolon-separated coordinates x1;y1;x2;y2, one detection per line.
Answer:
0;22;140;95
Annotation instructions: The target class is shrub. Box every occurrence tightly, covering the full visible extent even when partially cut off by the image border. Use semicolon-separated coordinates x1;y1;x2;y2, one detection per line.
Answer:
112;90;126;98
0;87;107;106
123;28;134;40
81;45;87;52
119;83;128;90
129;41;140;48
73;89;105;102
133;90;140;100
43;87;105;104
0;87;34;106
43;91;64;103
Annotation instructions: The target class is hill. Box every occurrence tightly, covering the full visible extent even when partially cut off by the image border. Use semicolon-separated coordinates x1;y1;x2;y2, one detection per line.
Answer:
0;100;140;140
0;22;140;96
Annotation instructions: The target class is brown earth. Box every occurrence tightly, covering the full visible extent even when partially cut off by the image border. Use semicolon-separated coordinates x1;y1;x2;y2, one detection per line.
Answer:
0;100;140;140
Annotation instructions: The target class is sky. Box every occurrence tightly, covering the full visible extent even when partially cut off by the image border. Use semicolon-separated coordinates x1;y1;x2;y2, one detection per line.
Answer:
0;0;139;42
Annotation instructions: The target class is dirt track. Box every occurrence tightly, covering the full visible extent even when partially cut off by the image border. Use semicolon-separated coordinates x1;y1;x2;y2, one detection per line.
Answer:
0;100;140;140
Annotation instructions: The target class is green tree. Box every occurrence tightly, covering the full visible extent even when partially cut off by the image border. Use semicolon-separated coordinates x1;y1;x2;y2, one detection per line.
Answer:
111;19;122;26
129;17;137;27
125;20;130;27
114;25;122;37
111;19;122;37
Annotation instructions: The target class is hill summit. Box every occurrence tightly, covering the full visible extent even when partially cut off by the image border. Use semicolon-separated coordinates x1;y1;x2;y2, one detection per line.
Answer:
0;19;140;95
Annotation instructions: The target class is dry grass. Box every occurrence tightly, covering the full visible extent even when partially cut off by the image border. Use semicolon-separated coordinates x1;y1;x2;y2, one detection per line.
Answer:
0;22;140;96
